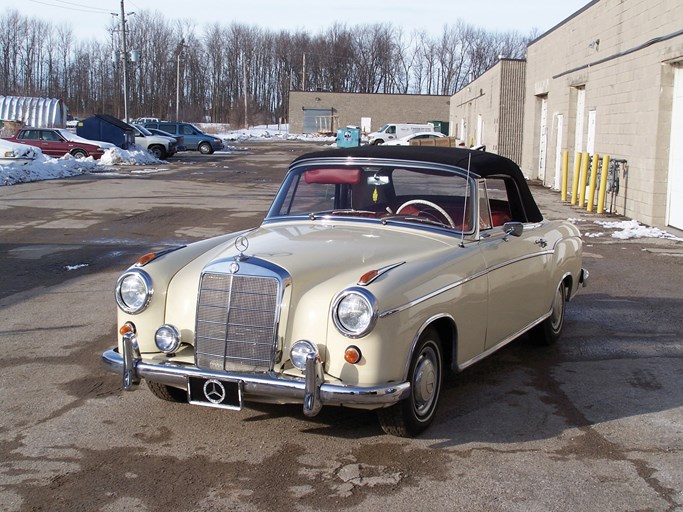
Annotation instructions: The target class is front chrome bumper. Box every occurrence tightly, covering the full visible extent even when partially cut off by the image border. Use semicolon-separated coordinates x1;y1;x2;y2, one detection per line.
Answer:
102;333;410;417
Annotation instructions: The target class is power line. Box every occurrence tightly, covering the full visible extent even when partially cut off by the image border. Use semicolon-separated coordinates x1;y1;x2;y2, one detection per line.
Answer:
54;0;113;12
27;0;112;15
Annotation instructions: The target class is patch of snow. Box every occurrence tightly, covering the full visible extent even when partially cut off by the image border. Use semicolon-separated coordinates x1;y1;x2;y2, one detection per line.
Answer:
594;220;683;241
65;263;89;271
2;124;331;186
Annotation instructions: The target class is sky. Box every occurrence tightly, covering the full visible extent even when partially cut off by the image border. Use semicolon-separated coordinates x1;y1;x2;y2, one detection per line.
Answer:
8;0;592;40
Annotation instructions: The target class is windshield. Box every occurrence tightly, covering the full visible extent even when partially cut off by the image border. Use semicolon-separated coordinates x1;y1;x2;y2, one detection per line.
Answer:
267;163;475;232
134;125;153;136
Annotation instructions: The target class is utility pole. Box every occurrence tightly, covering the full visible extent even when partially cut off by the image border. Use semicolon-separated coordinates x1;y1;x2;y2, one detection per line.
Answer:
176;39;185;121
119;0;129;122
243;55;248;128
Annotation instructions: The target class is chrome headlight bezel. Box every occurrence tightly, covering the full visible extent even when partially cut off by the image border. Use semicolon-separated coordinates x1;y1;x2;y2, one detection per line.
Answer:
290;340;319;370
115;269;153;314
332;287;378;338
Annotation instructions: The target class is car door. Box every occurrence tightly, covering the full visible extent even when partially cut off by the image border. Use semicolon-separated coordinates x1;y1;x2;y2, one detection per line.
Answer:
40;130;67;156
477;178;553;348
16;130;50;156
179;123;200;150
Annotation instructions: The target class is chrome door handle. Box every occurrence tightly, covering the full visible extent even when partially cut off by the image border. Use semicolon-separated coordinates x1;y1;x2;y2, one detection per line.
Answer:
535;238;547;248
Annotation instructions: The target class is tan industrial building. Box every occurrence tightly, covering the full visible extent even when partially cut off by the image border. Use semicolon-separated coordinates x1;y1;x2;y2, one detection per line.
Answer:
448;59;526;164
451;0;683;231
287;91;450;135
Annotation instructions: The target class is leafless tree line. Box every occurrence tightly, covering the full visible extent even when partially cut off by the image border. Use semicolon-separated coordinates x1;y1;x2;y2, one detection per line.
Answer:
0;9;535;126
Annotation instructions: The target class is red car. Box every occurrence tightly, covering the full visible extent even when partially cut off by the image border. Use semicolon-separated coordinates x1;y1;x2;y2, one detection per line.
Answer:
3;128;105;160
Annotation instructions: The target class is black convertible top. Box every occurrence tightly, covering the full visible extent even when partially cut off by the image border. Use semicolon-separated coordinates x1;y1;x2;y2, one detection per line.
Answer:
292;145;543;222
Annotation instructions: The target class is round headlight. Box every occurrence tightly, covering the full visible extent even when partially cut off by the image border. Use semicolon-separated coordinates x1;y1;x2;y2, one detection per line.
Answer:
332;288;378;338
290;340;318;370
115;270;153;314
155;324;181;353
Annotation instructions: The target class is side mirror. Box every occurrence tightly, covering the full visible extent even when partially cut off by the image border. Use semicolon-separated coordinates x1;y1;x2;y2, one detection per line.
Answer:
503;222;524;238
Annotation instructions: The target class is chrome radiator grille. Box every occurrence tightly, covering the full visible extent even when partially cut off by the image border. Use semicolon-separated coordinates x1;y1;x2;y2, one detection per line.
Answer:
195;272;279;372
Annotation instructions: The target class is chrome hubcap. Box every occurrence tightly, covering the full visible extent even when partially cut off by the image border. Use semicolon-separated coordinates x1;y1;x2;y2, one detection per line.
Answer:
551;286;564;331
413;345;438;417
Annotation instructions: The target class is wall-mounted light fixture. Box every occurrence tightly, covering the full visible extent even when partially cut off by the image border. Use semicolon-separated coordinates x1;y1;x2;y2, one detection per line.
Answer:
588;38;600;50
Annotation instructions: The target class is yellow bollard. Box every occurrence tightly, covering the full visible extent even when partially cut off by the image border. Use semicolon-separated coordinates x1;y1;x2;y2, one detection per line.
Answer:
561;150;569;201
578;152;590;207
597;154;611;214
587;153;599;212
571;152;582;205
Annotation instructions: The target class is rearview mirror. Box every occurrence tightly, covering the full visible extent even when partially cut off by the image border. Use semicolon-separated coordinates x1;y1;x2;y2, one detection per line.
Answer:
503;222;524;237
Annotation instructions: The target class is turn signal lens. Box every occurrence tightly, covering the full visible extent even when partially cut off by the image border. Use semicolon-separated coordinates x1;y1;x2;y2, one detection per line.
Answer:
119;322;135;336
358;269;379;285
136;252;158;266
344;346;362;364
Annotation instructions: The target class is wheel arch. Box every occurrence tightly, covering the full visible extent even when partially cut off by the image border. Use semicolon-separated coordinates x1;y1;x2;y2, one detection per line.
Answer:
403;314;457;380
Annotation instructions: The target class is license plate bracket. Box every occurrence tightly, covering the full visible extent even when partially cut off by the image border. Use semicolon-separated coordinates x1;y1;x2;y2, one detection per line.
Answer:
188;377;243;410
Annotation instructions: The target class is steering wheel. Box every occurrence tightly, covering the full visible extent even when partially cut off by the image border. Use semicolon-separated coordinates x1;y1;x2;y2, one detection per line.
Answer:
396;200;456;228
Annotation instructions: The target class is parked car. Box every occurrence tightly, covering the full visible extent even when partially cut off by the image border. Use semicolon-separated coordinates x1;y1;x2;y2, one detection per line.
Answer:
103;146;587;437
384;131;448;146
0;138;41;165
130;124;178;159
3;127;105;159
56;128;116;151
142;121;223;154
145;127;186;152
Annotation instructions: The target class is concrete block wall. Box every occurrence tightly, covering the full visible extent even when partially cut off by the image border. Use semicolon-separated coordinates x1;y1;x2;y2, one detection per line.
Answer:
448;59;526;163
288;91;451;135
521;0;683;226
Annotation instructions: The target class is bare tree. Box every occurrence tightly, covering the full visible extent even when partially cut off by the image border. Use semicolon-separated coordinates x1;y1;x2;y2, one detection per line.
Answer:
0;7;537;124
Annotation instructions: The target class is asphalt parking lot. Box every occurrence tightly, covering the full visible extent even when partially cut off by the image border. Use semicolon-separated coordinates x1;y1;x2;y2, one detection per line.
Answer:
0;141;682;511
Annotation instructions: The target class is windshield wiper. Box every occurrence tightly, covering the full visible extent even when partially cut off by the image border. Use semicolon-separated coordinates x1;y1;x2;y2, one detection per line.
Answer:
308;209;378;219
381;214;452;229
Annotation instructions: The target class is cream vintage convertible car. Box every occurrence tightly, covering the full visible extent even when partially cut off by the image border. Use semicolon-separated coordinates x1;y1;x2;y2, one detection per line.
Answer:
103;146;587;437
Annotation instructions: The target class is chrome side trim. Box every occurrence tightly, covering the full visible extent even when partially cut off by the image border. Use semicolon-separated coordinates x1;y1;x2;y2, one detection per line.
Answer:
456;312;551;372
379;249;555;318
380;269;487;318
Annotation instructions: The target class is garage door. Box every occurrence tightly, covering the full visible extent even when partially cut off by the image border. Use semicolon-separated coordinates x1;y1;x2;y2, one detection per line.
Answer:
303;108;334;134
667;64;683;230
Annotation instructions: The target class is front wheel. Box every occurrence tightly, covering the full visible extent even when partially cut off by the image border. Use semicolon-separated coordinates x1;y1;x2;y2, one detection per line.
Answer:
71;149;88;159
531;281;566;345
148;145;166;159
198;142;213;154
147;381;187;403
377;329;443;437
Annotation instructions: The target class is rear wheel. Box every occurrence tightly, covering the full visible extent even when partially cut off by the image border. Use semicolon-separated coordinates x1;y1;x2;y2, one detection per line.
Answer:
531;281;566;345
198;141;213;154
377;328;443;437
147;381;187;403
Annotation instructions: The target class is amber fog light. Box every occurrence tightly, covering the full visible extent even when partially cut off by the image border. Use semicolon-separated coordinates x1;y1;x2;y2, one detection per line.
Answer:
155;324;181;353
344;346;362;364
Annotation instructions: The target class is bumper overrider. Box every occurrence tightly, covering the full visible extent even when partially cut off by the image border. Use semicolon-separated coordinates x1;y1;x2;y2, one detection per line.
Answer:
102;332;410;416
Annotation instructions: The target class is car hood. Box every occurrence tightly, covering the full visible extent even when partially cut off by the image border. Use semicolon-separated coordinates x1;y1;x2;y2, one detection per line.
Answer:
208;221;454;283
